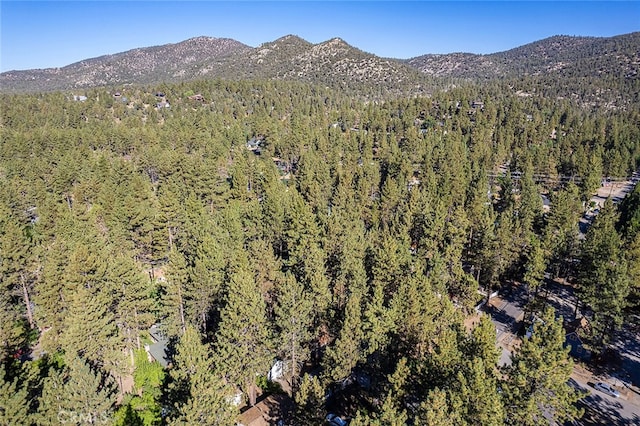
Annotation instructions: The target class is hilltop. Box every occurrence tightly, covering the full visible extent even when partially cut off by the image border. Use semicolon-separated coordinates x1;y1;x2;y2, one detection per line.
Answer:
1;32;638;104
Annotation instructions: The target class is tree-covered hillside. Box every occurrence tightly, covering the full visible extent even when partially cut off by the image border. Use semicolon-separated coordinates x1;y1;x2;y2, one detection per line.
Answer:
0;79;638;425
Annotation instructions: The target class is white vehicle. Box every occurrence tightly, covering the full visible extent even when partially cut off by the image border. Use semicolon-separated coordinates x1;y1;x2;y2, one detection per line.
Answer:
593;382;620;398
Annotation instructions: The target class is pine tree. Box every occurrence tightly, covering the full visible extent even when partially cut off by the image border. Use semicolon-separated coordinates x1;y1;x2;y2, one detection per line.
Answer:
0;216;34;351
378;358;410;426
63;356;117;423
38;355;117;426
362;277;394;358
161;249;189;337
294;374;325;425
187;233;225;332
416;388;461;426
322;290;364;384
578;200;630;348
36;364;66;426
214;262;272;406
284;190;331;315
168;326;235;425
522;235;547;316
110;251;155;363
455;358;505;426
501;308;583;425
466;314;500;367
34;237;72;355
518;159;543;235
390;275;441;360
543;182;581;284
114;349;164;426
274;272;314;395
0;366;30;426
60;279;118;365
0;289;23;362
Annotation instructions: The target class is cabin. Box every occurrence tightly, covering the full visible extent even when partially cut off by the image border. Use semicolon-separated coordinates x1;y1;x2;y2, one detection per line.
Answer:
237;394;292;426
247;137;262;152
564;317;592;361
145;324;169;367
272;157;289;173
565;332;591;361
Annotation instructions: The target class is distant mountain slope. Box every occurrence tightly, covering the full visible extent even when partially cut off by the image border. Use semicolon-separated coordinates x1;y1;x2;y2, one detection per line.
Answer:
406;32;640;80
0;37;252;92
1;32;638;100
0;34;431;96
208;36;429;94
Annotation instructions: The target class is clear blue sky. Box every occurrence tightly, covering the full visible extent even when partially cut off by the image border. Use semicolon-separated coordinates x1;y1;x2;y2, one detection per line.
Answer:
1;1;638;72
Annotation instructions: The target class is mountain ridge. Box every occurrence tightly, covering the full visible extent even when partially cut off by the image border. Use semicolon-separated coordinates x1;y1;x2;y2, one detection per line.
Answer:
406;32;640;79
1;32;638;97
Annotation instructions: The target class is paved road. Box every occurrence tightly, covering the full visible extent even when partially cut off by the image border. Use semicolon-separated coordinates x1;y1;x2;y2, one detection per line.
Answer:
569;375;640;426
481;284;528;366
482;170;640;422
579;172;639;238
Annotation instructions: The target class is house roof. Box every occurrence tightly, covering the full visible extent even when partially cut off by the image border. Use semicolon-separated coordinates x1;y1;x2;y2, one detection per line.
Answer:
564;331;591;361
147;324;169;367
146;342;169;368
237;394;292;426
565;316;591;335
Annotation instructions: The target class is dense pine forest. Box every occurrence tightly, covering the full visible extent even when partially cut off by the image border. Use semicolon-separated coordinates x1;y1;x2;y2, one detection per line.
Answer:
1;78;640;425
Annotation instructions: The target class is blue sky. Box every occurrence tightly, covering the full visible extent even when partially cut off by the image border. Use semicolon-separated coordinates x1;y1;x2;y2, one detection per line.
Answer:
1;1;638;72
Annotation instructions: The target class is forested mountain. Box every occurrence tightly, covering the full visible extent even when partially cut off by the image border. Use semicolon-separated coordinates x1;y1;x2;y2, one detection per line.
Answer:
215;36;430;96
3;32;639;105
0;34;431;96
0;36;252;93
407;32;640;106
1;73;639;424
407;32;640;80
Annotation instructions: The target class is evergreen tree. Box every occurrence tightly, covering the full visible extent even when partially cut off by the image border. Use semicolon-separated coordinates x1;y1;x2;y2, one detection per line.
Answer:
214;262;272;406
36;363;66;426
60;279;118;366
466;314;500;367
168;326;235;425
543;183;581;284
416;388;461;426
578;200;630;348
274;272;314;395
501;308;583;426
114;349;164;426
377;358;410;426
455;358;505;426
294;374;325;425
187;233;225;332
38;355;117;426
322;291;364;384
0;366;30;426
110;251;155;363
522;235;547;316
161;249;189;337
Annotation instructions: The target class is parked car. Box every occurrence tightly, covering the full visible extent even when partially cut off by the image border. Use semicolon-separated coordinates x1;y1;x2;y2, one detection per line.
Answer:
326;413;348;426
593;382;620;398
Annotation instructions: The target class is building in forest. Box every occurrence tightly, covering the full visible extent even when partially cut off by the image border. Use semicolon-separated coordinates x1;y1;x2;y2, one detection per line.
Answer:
145;324;170;367
237;394;292;426
564;317;592;361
